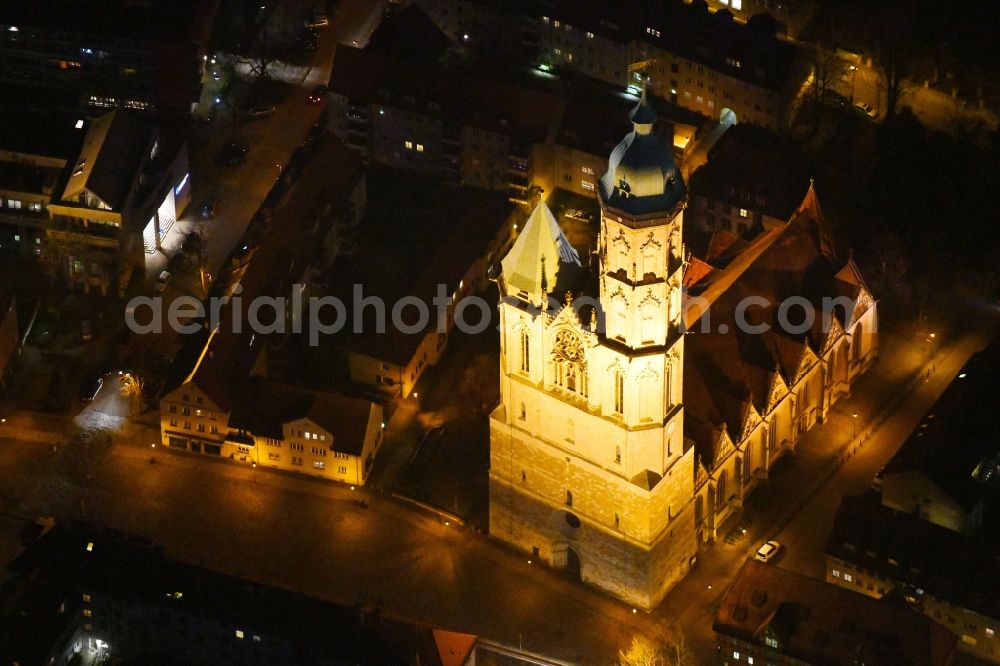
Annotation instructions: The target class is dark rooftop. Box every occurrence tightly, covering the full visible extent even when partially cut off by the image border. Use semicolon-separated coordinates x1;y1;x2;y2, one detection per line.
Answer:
826;495;1000;621
689;123;811;221
0;107;87;161
883;342;1000;510
3;524;472;665
366;3;452;60
715;560;957;666
328;47;562;150
329;165;514;365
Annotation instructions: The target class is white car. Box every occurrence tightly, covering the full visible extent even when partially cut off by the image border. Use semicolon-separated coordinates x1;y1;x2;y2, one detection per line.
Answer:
855;102;876;118
754;540;781;563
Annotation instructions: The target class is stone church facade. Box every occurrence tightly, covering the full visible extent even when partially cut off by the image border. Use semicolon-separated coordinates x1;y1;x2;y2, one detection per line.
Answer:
489;93;878;610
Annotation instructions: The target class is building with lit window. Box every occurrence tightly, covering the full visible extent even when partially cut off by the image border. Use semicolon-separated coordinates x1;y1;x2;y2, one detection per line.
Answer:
160;379;384;486
157;137;386;485
418;0;804;130
687;123;810;237
825;496;1000;664
327;43;559;198
0;108;190;295
1;524;483;665
0;0;218;119
714;560;958;666
489;92;877;609
324;166;519;398
878;344;1000;536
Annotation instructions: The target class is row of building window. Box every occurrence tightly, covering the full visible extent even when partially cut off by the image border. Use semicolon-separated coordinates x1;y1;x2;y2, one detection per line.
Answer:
167;419;218;434
1;199;44;212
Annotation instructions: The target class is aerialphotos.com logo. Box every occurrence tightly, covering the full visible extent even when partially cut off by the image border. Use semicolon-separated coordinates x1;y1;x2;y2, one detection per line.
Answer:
124;283;861;346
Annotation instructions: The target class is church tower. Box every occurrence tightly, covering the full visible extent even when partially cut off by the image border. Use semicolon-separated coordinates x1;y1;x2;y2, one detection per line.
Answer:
489;91;696;610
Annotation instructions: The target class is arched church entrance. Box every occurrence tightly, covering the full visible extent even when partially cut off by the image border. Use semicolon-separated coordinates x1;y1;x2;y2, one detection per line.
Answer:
566;546;582;579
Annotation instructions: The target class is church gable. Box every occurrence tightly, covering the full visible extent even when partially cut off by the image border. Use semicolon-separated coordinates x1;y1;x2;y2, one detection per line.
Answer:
766;369;788;413
791;344;819;386
848;287;875;327
819;316;845;356
740;401;762;442
713;425;736;469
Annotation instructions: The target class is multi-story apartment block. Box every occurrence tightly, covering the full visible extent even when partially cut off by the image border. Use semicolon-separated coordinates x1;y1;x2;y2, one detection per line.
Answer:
327;44;559;198
419;0;804;130
715;560;958;666
0;0;217;119
825;496;1000;664
0;108;190;295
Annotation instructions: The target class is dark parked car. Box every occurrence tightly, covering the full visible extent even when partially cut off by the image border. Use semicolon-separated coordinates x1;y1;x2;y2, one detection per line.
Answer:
307;85;328;104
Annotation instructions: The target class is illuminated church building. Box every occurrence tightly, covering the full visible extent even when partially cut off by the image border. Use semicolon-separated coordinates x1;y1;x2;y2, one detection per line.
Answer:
489;92;878;609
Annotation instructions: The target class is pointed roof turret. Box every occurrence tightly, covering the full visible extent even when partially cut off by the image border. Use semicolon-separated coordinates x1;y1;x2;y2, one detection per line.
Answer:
628;85;659;128
600;89;686;217
501;200;580;298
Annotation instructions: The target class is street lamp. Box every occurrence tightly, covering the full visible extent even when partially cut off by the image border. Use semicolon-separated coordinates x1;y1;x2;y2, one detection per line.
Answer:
848;65;858;104
852;413;858;439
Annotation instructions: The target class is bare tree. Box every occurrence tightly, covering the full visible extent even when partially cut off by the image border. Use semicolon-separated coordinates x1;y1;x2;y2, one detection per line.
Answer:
239;25;281;82
183;218;214;296
617;625;696;666
877;48;913;118
809;47;850;107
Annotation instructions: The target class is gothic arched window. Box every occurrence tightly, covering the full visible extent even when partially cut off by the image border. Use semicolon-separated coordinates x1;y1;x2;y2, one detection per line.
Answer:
519;331;530;373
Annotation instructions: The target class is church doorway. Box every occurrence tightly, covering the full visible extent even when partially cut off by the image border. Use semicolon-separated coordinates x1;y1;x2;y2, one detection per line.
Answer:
566;547;582;579
720;107;737;125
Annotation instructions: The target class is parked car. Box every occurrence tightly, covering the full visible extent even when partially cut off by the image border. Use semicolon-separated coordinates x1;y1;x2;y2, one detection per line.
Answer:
216;141;249;166
155;270;171;293
307;85;328;104
305;14;329;28
854;102;876;118
754;540;782;563
200;199;219;219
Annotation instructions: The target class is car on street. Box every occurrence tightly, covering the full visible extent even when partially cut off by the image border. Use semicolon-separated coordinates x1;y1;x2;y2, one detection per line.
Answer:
307;85;328;104
754;540;781;563
564;208;592;223
79;376;103;402
155;270;171;293
200;199;219;219
216;141;249;166
854;102;876;118
305;14;329;28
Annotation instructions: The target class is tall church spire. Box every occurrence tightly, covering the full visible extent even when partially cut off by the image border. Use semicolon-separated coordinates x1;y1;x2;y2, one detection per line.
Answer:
500;200;580;301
